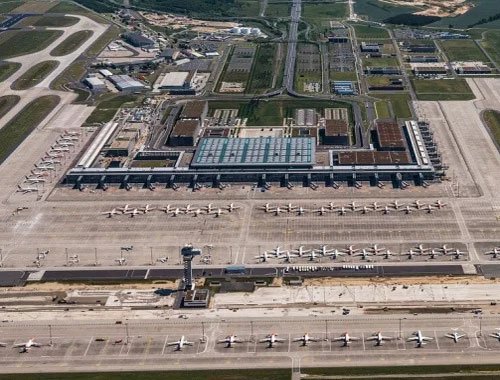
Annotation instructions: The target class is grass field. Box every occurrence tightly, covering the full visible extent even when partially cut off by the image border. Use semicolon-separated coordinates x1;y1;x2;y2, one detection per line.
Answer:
85;94;141;124
9;0;58;13
480;30;500;67
265;2;290;18
439;39;489;62
235;0;260;17
412;78;475;101
0;369;291;380
362;56;399;67
0;30;63;59
0;0;24;13
352;24;390;39
483;110;500;147
11;60;59;90
247;43;277;93
0;95;59;165
303;2;348;31
50;30;93;56
375;100;391;118
0;61;21;82
330;71;357;81
21;15;80;27
0;95;20;118
372;93;412;118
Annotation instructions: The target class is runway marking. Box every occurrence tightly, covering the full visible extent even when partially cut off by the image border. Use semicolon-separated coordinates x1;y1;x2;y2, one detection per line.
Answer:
434;331;440;350
83;337;93;357
161;336;168;355
361;333;366;351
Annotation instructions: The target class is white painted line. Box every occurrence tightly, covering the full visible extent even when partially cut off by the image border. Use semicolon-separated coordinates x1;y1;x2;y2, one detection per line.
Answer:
83;337;93;357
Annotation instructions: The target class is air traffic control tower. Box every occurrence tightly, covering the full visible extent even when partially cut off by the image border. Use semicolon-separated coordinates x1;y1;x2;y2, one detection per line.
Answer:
181;245;201;290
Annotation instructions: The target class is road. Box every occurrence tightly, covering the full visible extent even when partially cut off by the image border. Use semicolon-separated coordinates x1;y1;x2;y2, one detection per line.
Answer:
283;0;301;95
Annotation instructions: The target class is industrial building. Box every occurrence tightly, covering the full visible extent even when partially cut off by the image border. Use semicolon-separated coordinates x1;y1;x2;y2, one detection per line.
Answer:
84;77;106;91
365;67;401;75
452;62;492;75
158;71;194;90
169;119;200;146
406;55;439;63
373;119;407;151
332;81;356;95
322;119;349;145
400;43;436;53
109;75;146;92
411;63;448;76
360;42;380;53
122;32;155;48
295;109;317;126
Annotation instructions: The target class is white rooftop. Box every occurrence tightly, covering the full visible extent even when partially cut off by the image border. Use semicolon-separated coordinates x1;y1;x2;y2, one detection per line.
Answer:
159;71;189;87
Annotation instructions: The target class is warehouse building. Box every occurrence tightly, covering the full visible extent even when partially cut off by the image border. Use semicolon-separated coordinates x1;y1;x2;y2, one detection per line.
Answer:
322;119;349;145
169;119;200;146
453;62;492;75
365;67;401;75
360;42;380;53
406;55;439;63
373;119;407;152
411;64;448;76
179;101;208;123
122;32;155;48
158;71;194;90
109;75;146;92
84;77;106;91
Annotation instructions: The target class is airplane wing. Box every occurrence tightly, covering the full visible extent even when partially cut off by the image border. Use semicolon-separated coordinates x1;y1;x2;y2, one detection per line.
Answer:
445;334;455;339
350;337;360;341
292;338;302;342
381;336;394;341
167;341;180;346
422;336;433;340
275;338;285;342
13;343;26;348
259;338;270;343
365;336;377;341
0;342;6;347
185;341;194;346
407;337;418;341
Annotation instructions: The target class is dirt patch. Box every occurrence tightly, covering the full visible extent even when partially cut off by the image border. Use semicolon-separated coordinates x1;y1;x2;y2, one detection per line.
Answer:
379;0;472;18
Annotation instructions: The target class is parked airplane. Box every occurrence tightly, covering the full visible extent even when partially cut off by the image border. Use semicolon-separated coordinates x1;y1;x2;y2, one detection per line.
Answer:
354;249;372;260
437;245;453;255
259;334;285;348
423;249;440;259
117;204;131;213
434;200;447;209
140;204;155;213
0;341;6;347
485;247;500;259
102;208;120;218
415;244;430;255
489;331;500;341
14;339;42;353
382;206;391;214
370;202;381;211
314;245;336;256
17;185;38;193
168;336;194;351
407;331;433;347
325;202;338;211
342;245;359;255
115;258;127;266
226;203;240;212
389;200;404;210
270;206;286;216
404;249;419;259
276;251;298;262
338;206;351;216
445;332;466;343
411;200;425;210
366;332;394;346
183;204;194;213
189;208;203;217
255;252;273;262
292;246;311;257
159;205;173;213
333;333;360;346
296;207;308;215
170;208;182;217
283;203;297;212
259;203;272;213
293;333;319;346
218;335;243;348
423;204;435;213
125;208;140;217
367;245;385;254
400;205;413;214
347;201;358;211
203;203;215;213
315;206;329;216
359;205;372;214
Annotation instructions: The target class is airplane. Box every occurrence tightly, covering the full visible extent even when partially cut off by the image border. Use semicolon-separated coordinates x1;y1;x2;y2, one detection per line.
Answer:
115;258;127;265
167;336;194;351
255;252;273;262
381;206;391;215
304;251;321;261
218;335;243;348
437;244;454;255
183;204;193;213
338;206;351;216
292;246;311;257
189;208;203;217
423;249;441;259
276;251;299;262
485;247;500;259
125;208;141;217
359;205;372;214
270;206;286;216
25;177;46;183
404;249;420;260
367;245;386;254
315;206;329;216
40;159;61;165
49;147;69;152
0;341;6;347
445;331;466;343
102;208;120;218
423;204;435;213
400;205;413;214
55;141;74;147
169;208;182;217
389;200;404;210
203;203;215;213
14;339;42;353
489;330;500;341
366;332;394;346
415;244;430;255
353;249;372;260
117;204;131;214
157;257;168;263
209;208;227;217
45;151;64;158
434;200;447;209
35;164;55;171
411;200;425;210
226;203;240;212
63;130;81;136
139;204;155;213
333;333;360;346
293;333;319;346
314;245;337;257
342;245;360;255
325;202;338;211
448;248;465;259
296;207;308;216
347;201;358;211
259;203;272;213
59;135;79;141
259;334;285;348
283;203;297;212
407;331;433;347
17;185;38;193
370;202;381;211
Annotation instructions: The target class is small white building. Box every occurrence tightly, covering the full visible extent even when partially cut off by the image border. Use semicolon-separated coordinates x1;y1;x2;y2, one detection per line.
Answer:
84;77;106;91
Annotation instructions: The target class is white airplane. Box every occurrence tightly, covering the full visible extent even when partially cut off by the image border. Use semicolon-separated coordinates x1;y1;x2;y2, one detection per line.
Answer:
485;247;500;259
226;203;240;212
359;205;372;214
423;249;441;259
270;206;286;216
140;204;155;213
14;339;42;353
338;206;351;216
354;249;372;260
276;251;299;262
25;176;46;183
17;185;38;193
342;245;360;255
40;159;61;165
333;333;360;346
35;164;55;171
400;205;413;214
218;335;243;348
189;208;203;217
117;204;131;213
389;200;404;210
63;130;81;136
304;251;321;261
125;208;141;217
170;208;182;217
203;203;215;213
366;332;394;346
293;333;319;346
283;203;297;212
168;336;194;351
314;245;336;256
55;141;74;146
404;249;419;260
296;207;308;215
255;252;273;262
415;244;430;255
381;206;391;214
102;208;120;218
489;330;500;341
210;208;227;217
315;206;329;216
50;147;69;152
259;203;272;213
370;202;381;211
0;341;6;347
325;202;338;211
183;204;193;213
434;200;447;209
46;151;64;158
367;245;386;254
115;257;127;265
423;204;435;213
259;334;285;348
292;246;311;257
437;244;453;255
411;200;425;210
159;205;173;213
347;201;358;211
157;257;168;263
445;332;466;343
407;331;433;347
448;248;465;259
